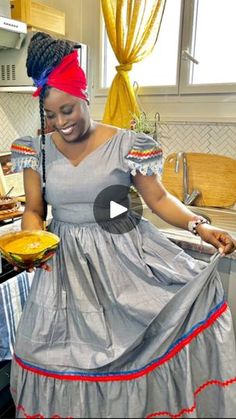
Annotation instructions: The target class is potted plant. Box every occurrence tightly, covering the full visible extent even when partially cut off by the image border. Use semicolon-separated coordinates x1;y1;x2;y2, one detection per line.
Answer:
130;112;155;135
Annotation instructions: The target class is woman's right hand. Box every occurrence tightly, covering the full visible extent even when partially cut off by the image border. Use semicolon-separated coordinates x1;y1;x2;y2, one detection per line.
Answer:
38;262;52;272
13;262;52;273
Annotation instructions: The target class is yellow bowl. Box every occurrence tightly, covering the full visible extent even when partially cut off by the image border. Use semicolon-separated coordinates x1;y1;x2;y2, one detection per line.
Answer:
0;230;60;269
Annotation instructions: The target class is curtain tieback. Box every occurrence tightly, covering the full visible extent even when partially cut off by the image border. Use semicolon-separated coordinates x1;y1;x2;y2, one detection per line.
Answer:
116;63;133;73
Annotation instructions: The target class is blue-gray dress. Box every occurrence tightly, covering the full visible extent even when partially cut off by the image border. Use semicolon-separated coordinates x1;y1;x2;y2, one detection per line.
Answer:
10;130;236;418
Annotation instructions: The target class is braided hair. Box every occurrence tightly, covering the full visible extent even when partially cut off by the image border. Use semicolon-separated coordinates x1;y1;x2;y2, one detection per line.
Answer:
26;32;74;221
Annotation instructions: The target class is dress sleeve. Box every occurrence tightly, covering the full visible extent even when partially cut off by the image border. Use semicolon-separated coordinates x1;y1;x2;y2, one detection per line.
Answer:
125;132;163;176
10;136;40;173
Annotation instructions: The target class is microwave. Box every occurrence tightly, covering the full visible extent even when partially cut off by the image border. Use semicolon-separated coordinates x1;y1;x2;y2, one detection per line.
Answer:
0;31;88;92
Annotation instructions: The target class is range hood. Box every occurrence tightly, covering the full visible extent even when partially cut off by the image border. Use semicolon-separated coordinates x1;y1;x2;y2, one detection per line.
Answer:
0;15;27;49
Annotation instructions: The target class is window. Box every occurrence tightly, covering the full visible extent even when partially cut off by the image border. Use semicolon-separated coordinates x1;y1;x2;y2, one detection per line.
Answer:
103;0;182;91
102;0;236;95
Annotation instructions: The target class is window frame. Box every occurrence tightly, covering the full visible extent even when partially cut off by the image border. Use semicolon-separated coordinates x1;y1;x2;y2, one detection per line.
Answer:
95;0;236;97
180;0;236;94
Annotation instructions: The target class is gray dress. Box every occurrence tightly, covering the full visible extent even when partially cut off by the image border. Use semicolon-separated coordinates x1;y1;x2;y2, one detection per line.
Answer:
10;130;236;418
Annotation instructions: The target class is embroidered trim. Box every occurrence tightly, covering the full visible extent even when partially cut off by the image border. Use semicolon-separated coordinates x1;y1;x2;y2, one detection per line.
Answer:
11;156;39;173
127;160;162;176
11;144;37;155
146;377;236;418
16;405;73;418
14;375;236;419
126;147;162;160
14;300;227;382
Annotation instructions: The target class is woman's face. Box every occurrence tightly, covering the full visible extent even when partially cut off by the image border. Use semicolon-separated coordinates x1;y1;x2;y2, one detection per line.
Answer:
44;88;91;143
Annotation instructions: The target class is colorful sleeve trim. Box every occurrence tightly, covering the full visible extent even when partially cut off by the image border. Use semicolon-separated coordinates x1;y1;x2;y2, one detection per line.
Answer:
11;142;39;173
126;148;162;160
125;145;163;176
127;160;162;176
11;143;38;156
11;156;39;173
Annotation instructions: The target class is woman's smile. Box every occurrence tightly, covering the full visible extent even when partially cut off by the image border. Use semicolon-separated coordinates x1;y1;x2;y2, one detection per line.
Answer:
58;124;75;136
44;89;91;141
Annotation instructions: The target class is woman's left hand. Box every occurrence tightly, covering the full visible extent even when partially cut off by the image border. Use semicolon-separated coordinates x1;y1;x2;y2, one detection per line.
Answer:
197;223;236;256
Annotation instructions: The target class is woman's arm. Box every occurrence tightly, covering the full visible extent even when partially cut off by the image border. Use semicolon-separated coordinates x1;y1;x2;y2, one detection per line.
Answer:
133;173;201;228
21;168;45;231
133;172;236;255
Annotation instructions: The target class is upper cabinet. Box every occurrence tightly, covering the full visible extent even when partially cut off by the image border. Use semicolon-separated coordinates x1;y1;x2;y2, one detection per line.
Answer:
10;0;65;36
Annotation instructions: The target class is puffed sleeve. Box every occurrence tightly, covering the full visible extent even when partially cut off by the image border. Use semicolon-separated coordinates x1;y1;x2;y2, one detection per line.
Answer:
10;136;40;173
125;132;163;176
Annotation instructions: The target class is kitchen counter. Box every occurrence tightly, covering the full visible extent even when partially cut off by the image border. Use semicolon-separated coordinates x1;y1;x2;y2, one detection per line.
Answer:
142;205;236;260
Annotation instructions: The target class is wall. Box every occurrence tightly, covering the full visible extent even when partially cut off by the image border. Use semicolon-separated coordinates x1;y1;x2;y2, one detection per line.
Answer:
0;93;39;151
1;91;236;161
156;121;236;160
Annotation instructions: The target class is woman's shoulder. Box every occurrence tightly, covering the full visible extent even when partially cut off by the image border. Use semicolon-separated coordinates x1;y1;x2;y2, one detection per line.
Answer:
11;135;41;154
124;130;163;176
10;135;42;173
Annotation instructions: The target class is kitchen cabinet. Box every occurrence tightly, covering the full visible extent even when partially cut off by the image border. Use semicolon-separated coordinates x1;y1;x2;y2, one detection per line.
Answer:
10;0;65;36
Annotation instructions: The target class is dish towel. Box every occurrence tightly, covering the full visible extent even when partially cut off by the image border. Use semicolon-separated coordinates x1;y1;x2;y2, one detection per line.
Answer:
0;271;34;361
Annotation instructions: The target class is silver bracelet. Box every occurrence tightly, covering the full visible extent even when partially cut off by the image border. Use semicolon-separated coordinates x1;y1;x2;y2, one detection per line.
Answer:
188;218;210;236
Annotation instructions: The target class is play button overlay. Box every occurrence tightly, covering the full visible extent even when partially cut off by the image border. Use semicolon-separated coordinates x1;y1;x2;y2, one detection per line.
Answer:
93;185;143;234
110;201;127;218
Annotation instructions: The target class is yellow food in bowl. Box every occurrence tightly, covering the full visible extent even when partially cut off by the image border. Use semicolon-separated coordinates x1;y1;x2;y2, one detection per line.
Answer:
0;230;60;269
5;235;57;254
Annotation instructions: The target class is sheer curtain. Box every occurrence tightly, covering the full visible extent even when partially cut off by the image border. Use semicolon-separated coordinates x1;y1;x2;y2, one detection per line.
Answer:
101;0;166;128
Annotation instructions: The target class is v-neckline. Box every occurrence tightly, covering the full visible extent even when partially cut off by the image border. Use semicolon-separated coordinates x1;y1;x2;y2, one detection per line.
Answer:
50;130;120;168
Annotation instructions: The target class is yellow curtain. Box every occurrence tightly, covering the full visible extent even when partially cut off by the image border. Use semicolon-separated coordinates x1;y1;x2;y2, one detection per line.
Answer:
101;0;166;128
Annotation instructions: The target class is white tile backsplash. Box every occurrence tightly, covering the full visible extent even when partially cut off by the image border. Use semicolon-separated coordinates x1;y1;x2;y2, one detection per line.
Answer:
0;93;236;160
0;93;40;151
156;121;236;159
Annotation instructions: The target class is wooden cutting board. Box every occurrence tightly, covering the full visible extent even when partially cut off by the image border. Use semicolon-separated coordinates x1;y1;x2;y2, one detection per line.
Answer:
162;153;236;208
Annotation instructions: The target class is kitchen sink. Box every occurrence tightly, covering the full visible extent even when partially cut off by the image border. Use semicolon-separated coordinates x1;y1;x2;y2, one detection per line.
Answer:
190;206;236;234
142;205;236;238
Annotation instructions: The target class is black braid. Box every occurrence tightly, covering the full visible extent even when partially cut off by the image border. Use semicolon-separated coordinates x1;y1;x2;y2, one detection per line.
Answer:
26;32;74;223
26;32;74;79
39;89;47;221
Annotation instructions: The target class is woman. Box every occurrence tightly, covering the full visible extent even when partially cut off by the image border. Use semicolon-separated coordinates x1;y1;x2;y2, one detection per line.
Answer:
10;31;236;418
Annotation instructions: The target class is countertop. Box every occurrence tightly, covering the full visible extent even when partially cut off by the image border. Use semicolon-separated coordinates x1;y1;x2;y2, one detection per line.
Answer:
142;205;236;260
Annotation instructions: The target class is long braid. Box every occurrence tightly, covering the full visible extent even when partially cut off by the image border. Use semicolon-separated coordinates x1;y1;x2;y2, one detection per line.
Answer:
26;32;74;224
27;32;74;80
39;90;47;221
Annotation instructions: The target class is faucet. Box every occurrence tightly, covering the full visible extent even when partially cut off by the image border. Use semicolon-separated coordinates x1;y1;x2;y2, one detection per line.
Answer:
175;152;201;205
152;112;161;142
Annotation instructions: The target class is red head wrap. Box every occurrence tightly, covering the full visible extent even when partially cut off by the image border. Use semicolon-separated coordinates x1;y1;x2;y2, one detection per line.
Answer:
32;50;88;100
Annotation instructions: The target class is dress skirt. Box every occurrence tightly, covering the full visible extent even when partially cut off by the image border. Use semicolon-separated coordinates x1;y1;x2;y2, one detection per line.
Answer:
10;217;236;418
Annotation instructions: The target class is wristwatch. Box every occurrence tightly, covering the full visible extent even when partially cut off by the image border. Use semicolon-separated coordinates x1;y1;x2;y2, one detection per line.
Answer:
188;217;210;236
